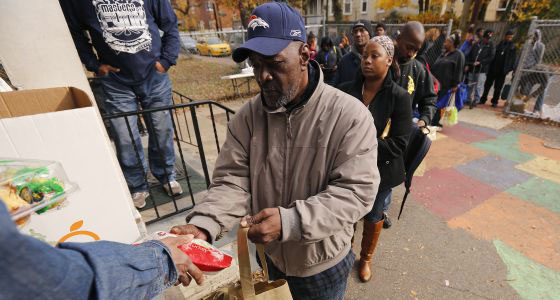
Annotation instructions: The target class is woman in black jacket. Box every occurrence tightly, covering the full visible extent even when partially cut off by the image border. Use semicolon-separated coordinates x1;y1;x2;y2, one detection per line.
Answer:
431;32;465;126
340;36;412;283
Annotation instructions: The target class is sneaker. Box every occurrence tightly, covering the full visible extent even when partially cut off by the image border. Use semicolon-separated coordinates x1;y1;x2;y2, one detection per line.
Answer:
383;213;392;229
132;191;149;209
163;180;183;196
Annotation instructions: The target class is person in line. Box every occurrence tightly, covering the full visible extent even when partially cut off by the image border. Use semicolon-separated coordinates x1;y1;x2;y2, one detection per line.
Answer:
518;29;547;116
466;30;495;107
340;36;412;282
334;20;373;86
431;32;465;126
338;33;351;55
384;22;437;227
375;22;387;36
459;25;476;58
0;201;203;299
316;37;341;85
59;0;183;208
481;30;516;107
463;27;486;105
394;22;438;131
170;3;379;299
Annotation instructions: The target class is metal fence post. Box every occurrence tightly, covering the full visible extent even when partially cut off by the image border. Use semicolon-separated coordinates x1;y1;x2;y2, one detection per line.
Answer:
505;16;538;112
446;18;453;37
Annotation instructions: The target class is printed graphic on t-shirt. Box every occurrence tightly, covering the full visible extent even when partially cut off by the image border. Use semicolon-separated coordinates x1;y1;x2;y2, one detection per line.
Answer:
92;0;152;54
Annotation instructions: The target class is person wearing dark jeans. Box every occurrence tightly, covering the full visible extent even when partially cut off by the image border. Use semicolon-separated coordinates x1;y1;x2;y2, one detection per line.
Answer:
340;36;412;283
466;30;495;106
59;0;183;209
481;30;516;107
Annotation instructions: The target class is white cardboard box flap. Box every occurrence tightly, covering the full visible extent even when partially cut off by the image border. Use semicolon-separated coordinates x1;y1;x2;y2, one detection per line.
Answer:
0;87;140;244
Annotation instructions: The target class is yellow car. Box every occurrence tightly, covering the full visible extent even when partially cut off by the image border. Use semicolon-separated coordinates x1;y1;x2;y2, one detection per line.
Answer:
196;37;231;56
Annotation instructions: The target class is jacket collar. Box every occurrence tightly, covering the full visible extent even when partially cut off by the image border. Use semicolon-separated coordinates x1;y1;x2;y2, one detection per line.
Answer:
350;67;393;100
261;60;325;115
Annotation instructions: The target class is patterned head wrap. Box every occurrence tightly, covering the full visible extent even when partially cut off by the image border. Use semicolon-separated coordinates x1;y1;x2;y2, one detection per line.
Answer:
370;35;394;59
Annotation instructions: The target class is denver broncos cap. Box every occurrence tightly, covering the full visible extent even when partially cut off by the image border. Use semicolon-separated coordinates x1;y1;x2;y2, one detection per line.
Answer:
232;2;306;63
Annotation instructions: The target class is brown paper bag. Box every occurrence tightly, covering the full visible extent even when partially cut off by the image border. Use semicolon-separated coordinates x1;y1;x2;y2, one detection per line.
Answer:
205;227;293;300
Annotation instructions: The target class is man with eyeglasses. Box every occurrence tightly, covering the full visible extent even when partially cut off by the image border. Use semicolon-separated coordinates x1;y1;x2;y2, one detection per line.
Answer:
170;3;379;299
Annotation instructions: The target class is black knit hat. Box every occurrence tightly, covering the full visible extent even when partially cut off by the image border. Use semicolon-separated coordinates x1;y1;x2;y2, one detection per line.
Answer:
505;30;514;36
352;19;373;37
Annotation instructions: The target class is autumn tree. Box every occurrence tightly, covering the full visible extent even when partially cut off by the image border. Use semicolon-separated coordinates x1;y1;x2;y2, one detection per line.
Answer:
377;0;411;11
512;0;552;21
171;0;199;31
215;0;304;29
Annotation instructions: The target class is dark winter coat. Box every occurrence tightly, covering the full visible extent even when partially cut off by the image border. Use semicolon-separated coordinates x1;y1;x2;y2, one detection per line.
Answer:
490;40;516;75
340;70;413;191
466;41;495;74
334;51;361;87
397;59;438;125
431;50;465;92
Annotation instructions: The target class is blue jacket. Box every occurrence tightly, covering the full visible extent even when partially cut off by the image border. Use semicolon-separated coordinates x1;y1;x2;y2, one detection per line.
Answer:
460;40;474;57
59;0;180;85
0;202;178;299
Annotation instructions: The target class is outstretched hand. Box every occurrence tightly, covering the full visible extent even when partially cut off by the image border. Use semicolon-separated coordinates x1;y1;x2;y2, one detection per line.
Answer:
170;224;209;242
160;236;204;287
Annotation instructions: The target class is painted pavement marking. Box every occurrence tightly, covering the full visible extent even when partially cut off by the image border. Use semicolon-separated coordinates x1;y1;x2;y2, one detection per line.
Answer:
411;167;500;220
423;137;488;172
515;156;560;185
455;155;533;190
448;192;560;271
518;133;560;161
440;122;495;144
472;132;535;164
494;240;560;300
506;177;560;214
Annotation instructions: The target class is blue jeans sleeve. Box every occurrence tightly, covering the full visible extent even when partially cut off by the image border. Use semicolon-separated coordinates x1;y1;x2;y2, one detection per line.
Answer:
0;202;177;299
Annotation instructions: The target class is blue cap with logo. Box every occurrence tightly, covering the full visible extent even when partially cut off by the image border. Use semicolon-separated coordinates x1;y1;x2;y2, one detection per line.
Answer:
232;2;306;63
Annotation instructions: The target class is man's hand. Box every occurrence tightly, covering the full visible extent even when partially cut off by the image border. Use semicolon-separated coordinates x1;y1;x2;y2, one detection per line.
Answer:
243;208;282;244
474;61;480;66
97;64;120;76
160;236;204;287
155;61;166;73
170;224;209;242
464;66;469;72
417;120;427;128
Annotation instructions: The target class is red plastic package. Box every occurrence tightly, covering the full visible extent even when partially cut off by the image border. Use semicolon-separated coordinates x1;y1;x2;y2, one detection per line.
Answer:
178;239;233;272
140;231;233;273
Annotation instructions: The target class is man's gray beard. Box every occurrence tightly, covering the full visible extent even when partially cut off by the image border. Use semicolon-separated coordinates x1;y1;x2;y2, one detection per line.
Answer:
264;81;301;109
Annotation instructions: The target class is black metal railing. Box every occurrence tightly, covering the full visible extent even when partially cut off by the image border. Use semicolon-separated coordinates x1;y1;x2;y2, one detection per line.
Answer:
102;97;235;224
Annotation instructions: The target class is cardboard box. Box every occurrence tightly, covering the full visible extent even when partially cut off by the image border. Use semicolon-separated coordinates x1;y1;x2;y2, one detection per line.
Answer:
0;87;140;244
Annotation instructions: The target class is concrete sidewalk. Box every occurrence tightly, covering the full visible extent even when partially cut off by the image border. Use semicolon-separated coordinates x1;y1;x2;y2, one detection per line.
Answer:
154;104;560;300
346;108;560;299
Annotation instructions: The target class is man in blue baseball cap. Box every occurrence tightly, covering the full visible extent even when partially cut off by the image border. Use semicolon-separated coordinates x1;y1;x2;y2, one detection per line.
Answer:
171;2;380;299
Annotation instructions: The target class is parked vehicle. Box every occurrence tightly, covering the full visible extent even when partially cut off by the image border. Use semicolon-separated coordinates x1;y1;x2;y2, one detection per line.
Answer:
180;36;198;54
196;37;231;57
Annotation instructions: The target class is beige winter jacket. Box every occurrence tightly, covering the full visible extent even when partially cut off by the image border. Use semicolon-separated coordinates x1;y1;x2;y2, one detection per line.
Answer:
187;67;380;277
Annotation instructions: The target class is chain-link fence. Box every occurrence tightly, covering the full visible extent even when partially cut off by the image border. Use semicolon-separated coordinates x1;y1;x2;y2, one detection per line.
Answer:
476;21;531;47
180;21;452;66
506;18;560;122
